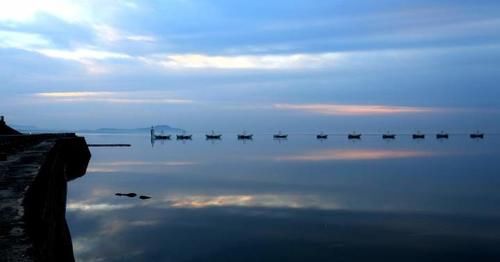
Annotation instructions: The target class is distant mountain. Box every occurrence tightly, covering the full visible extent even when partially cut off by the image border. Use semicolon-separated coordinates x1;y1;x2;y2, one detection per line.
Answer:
12;125;68;134
11;124;38;130
149;125;185;133
12;125;185;134
79;125;185;134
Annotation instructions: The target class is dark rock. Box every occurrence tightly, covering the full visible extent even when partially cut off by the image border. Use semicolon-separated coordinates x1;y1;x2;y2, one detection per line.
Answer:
139;195;152;200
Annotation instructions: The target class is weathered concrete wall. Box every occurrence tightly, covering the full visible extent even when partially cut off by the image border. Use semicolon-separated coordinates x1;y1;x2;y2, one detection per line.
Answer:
0;133;91;261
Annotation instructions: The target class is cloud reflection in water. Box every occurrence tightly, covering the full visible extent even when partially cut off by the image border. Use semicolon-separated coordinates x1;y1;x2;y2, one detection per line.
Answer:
87;161;197;173
276;149;435;161
68;194;338;213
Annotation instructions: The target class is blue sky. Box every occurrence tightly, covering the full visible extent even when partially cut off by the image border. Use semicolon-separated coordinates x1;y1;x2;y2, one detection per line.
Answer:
1;0;500;132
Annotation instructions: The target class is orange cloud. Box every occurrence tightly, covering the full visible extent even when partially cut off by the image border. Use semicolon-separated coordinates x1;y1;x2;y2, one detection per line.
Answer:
34;91;193;104
274;103;435;115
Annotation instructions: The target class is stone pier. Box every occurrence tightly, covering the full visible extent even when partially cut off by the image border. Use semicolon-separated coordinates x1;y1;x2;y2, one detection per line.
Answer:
0;117;91;261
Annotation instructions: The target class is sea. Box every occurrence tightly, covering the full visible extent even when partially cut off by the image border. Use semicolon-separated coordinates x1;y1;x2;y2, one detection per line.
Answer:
67;133;500;261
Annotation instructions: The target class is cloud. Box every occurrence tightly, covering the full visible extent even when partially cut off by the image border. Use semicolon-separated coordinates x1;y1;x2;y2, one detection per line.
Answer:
142;52;344;70
36;48;132;61
92;24;122;42
274;103;436;115
276;149;435;161
37;91;114;98
126;35;155;42
0;0;83;23
34;91;193;104
33;48;132;74
0;29;133;74
93;24;156;43
0;30;51;49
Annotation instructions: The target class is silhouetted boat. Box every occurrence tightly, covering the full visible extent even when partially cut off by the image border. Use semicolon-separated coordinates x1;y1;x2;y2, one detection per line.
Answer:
273;131;288;139
206;131;222;139
470;131;484;139
176;133;192;140
154;134;170;140
150;127;171;140
412;131;425;139
382;132;396;139
316;132;328;139
436;131;449;139
348;132;361;139
237;131;253;140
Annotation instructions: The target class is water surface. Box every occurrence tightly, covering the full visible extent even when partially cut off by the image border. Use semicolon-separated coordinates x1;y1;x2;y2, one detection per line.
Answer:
68;134;500;261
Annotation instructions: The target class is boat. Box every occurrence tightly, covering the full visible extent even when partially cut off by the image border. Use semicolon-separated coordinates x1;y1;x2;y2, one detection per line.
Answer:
436;131;449;139
382;132;396;139
412;131;425;139
154;134;171;140
470;131;484;139
150;126;171;140
273;131;288;139
348;132;361;139
176;132;192;140
206;131;222;139
237;131;253;140
316;132;328;139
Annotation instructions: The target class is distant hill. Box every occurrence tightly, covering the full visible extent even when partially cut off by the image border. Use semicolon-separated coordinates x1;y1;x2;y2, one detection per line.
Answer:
79;125;185;134
12;125;185;134
12;125;67;134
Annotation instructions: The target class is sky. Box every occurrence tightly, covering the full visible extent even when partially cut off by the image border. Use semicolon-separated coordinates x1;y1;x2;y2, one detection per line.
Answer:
1;0;500;132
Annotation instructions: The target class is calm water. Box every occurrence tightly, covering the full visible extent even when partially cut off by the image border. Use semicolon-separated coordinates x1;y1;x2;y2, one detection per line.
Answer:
67;134;500;261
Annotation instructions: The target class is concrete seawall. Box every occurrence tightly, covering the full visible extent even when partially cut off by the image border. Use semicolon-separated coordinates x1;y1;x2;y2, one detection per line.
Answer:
0;133;91;261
